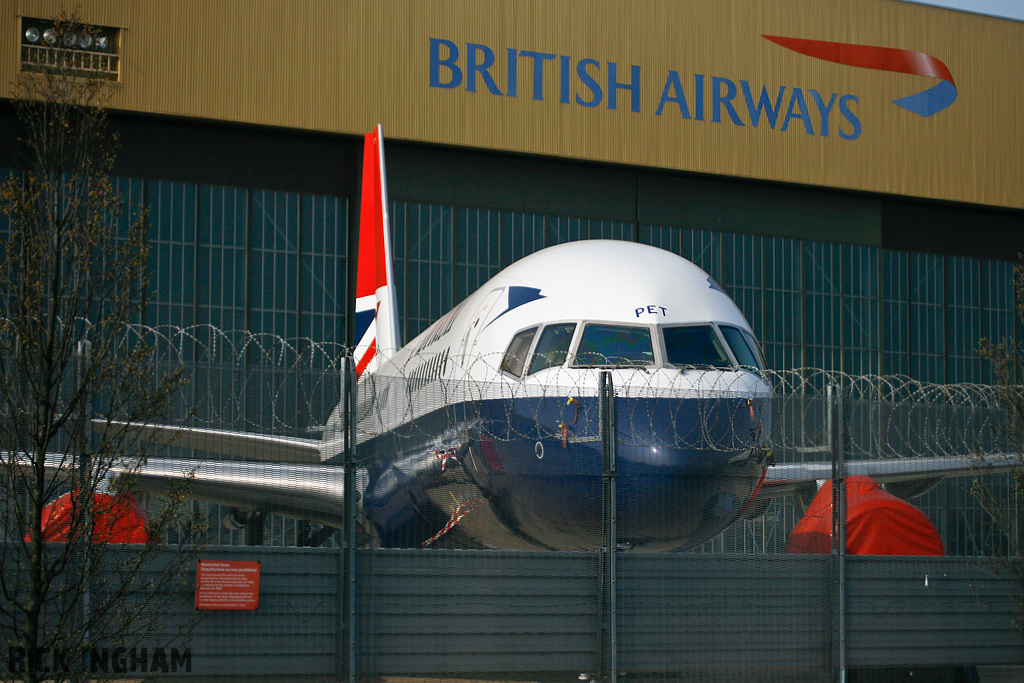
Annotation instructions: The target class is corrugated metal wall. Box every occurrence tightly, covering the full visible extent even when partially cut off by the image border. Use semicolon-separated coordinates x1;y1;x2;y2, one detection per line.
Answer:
356;550;599;675
79;547;1022;681
617;554;831;676
5;0;1024;209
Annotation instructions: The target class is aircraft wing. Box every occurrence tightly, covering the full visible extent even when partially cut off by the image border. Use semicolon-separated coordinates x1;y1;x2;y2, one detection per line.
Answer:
4;448;350;528
762;453;1019;497
92;420;322;464
113;457;350;528
89;421;346;527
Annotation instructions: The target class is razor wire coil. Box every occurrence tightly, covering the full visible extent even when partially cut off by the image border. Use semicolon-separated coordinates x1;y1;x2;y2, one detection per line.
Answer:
120;326;1021;464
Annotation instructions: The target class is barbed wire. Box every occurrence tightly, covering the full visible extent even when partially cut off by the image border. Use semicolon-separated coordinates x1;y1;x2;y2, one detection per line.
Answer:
137;325;349;436
123;326;1018;460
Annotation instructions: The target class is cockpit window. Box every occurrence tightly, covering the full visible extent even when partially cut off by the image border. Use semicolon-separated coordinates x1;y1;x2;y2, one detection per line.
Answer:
501;327;537;376
574;324;654;367
742;329;766;369
528;323;576;374
663;325;732;368
720;325;765;370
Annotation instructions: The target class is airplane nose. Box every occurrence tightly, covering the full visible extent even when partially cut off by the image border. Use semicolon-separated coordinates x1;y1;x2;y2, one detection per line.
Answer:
455;383;772;550
614;393;770;471
608;393;771;548
611;451;766;550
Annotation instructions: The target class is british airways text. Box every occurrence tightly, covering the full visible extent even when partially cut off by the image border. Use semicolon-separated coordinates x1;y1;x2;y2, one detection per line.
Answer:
429;38;861;140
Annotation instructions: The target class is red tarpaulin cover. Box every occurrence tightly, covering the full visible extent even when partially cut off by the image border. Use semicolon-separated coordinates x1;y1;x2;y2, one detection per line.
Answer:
785;475;945;556
26;491;152;544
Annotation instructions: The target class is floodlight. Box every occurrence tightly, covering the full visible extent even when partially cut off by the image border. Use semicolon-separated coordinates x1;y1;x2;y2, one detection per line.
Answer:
21;18;119;80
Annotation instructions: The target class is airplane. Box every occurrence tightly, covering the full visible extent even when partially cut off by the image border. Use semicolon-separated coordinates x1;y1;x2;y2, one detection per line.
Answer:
95;126;1016;552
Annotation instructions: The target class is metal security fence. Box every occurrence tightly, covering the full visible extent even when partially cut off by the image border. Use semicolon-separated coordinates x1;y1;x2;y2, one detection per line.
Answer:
4;327;1024;682
4;547;1017;681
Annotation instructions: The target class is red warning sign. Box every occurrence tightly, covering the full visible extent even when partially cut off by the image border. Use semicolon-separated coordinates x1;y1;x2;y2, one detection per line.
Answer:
195;560;261;610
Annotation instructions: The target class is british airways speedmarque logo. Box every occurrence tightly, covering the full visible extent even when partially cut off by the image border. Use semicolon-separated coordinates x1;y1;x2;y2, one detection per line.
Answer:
762;35;958;117
428;34;959;140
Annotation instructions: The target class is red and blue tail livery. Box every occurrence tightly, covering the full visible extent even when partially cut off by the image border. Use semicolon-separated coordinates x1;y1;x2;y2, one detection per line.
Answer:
354;125;400;378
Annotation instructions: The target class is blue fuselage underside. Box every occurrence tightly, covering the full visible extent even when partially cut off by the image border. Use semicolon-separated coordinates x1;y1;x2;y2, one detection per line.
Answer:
346;394;769;551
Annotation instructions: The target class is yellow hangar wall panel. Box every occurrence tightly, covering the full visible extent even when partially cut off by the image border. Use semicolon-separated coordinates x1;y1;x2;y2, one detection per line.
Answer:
6;0;1023;209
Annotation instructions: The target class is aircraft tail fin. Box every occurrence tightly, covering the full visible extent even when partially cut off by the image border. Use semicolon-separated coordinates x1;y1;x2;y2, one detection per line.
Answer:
354;124;400;378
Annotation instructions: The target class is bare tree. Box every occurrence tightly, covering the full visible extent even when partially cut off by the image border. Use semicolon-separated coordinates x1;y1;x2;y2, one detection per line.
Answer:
974;261;1024;632
0;13;204;683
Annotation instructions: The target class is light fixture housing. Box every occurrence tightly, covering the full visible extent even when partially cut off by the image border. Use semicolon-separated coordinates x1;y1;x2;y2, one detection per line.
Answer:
20;18;121;81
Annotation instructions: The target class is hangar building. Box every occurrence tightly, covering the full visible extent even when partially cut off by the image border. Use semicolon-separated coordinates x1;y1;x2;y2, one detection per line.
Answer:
3;0;1023;384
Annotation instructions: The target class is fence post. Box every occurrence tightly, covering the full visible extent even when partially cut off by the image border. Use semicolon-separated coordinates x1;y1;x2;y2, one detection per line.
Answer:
829;383;847;683
75;338;94;646
339;356;358;682
598;371;618;683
